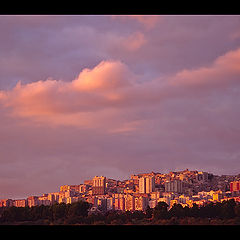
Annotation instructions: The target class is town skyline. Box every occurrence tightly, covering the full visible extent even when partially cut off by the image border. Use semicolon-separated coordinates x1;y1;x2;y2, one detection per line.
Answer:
1;168;239;200
2;167;240;224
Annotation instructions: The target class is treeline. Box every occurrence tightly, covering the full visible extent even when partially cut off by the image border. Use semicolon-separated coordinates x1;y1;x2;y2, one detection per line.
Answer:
1;199;240;225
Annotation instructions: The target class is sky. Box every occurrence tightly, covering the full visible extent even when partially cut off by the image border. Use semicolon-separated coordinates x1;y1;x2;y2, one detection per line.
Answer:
1;15;240;199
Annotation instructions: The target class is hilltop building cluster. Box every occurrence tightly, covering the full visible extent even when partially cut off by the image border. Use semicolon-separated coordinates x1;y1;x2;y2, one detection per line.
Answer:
1;169;240;213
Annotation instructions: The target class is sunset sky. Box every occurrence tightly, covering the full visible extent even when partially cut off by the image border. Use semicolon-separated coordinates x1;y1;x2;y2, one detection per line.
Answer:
1;15;240;199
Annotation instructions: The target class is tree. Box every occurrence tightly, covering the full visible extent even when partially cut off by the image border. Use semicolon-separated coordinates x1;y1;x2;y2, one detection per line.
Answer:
220;199;236;219
189;203;199;218
169;204;185;218
234;203;240;218
52;202;67;221
153;201;169;220
67;201;90;219
145;205;153;219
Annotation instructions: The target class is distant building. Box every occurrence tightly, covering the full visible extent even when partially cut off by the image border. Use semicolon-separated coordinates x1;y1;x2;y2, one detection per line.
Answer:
134;196;148;211
60;184;81;193
97;198;107;212
106;197;114;211
139;176;155;194
114;195;125;211
92;176;106;195
131;175;139;185
48;192;59;203
84;179;93;186
13;199;27;207
197;172;209;182
38;195;51;206
125;194;135;211
27;196;39;207
66;196;83;204
0;199;13;207
79;184;89;193
150;191;161;200
230;181;240;192
165;180;183;193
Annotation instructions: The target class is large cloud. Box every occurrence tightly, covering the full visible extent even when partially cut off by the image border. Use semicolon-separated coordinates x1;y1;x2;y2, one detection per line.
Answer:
1;47;240;129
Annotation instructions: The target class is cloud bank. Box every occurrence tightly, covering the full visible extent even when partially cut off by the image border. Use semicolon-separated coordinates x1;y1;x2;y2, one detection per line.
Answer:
1;47;240;130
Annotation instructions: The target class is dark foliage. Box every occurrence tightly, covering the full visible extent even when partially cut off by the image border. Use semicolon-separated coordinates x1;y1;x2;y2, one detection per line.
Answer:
1;199;240;225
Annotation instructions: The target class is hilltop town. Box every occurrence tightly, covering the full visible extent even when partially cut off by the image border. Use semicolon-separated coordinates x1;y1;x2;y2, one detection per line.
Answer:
1;169;240;213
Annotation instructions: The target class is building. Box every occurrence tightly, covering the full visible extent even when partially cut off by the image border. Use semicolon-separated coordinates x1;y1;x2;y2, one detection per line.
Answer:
230;181;240;192
131;175;139;185
48;192;59;203
134;196;148;211
84;179;93;186
27;196;39;207
79;184;88;193
97;197;107;212
114;194;125;211
150;191;161;200
60;185;70;192
139;176;155;194
60;185;81;193
66;196;82;204
92;176;106;195
212;190;223;201
125;194;135;211
165;180;183;193
106;197;114;211
13;199;27;207
38;195;51;206
197;172;209;182
0;199;13;207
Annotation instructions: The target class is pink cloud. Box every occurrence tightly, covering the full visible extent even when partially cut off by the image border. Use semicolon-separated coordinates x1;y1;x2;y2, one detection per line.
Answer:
169;47;240;90
72;60;134;91
1;47;240;129
0;60;138;129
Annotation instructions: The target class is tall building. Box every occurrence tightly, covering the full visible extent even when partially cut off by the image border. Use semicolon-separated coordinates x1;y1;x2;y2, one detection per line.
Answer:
92;176;106;195
125;194;135;211
139;176;155;194
27;196;39;207
114;195;125;211
134;196;148;211
230;181;240;192
165;180;183;193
